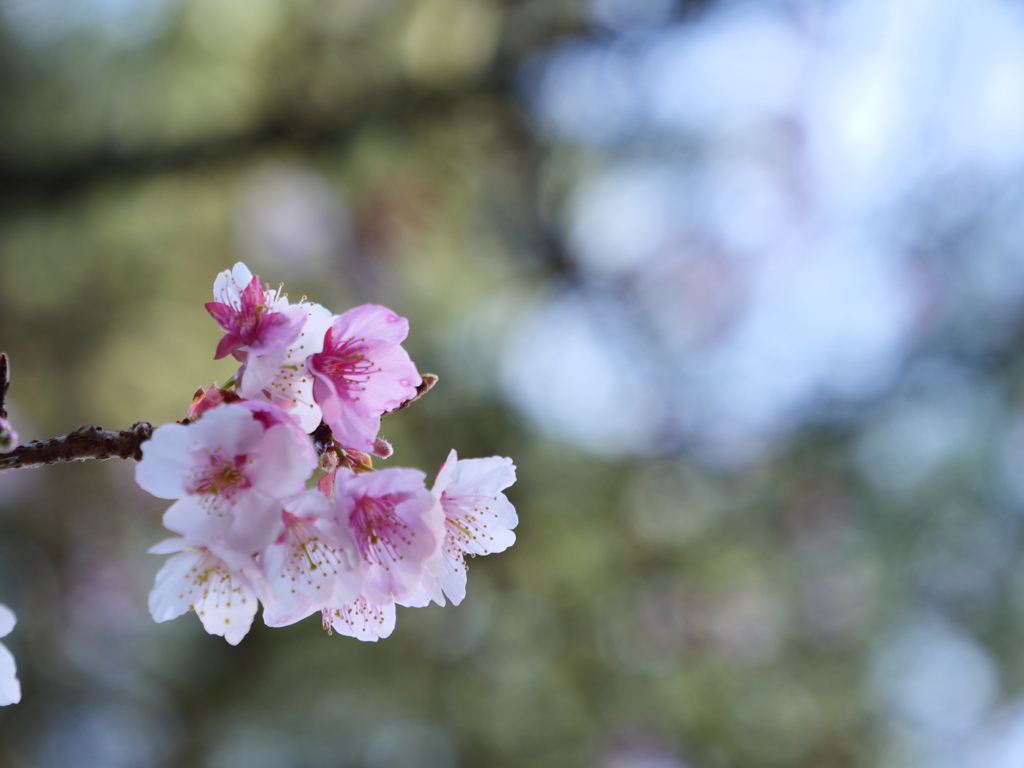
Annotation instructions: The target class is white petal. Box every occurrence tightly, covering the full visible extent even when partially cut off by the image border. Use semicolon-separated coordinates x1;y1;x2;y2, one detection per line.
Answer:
431;449;459;498
450;456;517;497
452;501;517;557
409;543;467;607
261;592;318;628
396;583;436;608
149;551;207;623
135;423;194;499
239;304;332;433
194;567;259;646
162;489;280;553
149;550;258;645
231;262;254;285
439;563;468;605
162;495;231;540
213;262;254;304
0;643;20;705
238;347;286;397
147;537;190;555
441;456;518;558
0;604;15;639
330;599;396;642
220;491;284;555
263;517;361;616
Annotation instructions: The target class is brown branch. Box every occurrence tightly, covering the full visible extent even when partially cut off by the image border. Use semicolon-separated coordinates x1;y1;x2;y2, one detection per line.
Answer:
0;370;435;472
0;353;8;420
0;422;153;471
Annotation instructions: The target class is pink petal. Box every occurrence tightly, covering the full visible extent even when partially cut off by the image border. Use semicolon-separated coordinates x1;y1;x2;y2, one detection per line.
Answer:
245;306;306;356
204;301;236;332
331;304;411;346
213;331;244;360
248;424;318;499
316;381;382;451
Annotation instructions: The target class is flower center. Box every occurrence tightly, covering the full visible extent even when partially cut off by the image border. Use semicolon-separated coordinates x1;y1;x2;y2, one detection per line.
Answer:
442;491;491;550
319;334;381;394
233;303;268;343
191;454;251;498
349;495;408;565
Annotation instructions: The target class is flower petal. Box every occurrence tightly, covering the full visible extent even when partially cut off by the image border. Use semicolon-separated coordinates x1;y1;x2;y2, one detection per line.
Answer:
147;538;191;555
213;262;254;304
149;550;206;624
328;598;396;642
450;455;517;498
0;642;20;705
149;549;259;645
188;404;265;458
0;605;15;639
332;305;411;346
248;424;317;499
135;423;194;499
162;490;281;553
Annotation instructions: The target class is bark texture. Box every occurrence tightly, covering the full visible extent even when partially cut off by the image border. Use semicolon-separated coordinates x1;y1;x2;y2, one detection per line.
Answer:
0;422;154;471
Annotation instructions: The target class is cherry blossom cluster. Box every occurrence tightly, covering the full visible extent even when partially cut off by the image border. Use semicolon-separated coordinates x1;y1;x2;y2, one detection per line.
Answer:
135;263;517;644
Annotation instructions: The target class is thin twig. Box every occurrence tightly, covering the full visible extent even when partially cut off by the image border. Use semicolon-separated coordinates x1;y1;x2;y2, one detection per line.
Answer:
0;369;436;472
0;422;153;471
0;353;8;420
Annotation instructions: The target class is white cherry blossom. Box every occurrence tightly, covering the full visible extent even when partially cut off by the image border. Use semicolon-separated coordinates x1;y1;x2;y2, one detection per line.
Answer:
136;403;316;553
414;451;517;607
148;538;265;646
0;604;20;705
260;490;362;627
323;598;396;642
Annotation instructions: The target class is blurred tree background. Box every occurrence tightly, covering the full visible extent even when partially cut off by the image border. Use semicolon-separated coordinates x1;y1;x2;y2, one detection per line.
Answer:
3;0;1024;767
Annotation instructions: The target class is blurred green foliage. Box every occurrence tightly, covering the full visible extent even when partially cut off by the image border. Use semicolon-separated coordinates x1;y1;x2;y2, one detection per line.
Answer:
0;1;1018;767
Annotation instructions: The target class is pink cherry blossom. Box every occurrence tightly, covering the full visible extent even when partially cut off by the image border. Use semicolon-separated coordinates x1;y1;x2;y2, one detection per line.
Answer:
260;490;362;627
239;399;319;468
307;305;421;452
126;261;520;649
206;263;306;360
322;598;396;642
415;451;517;607
135;402;317;553
148;538;266;646
238;300;333;433
0;604;20;705
332;467;445;605
0;418;17;454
